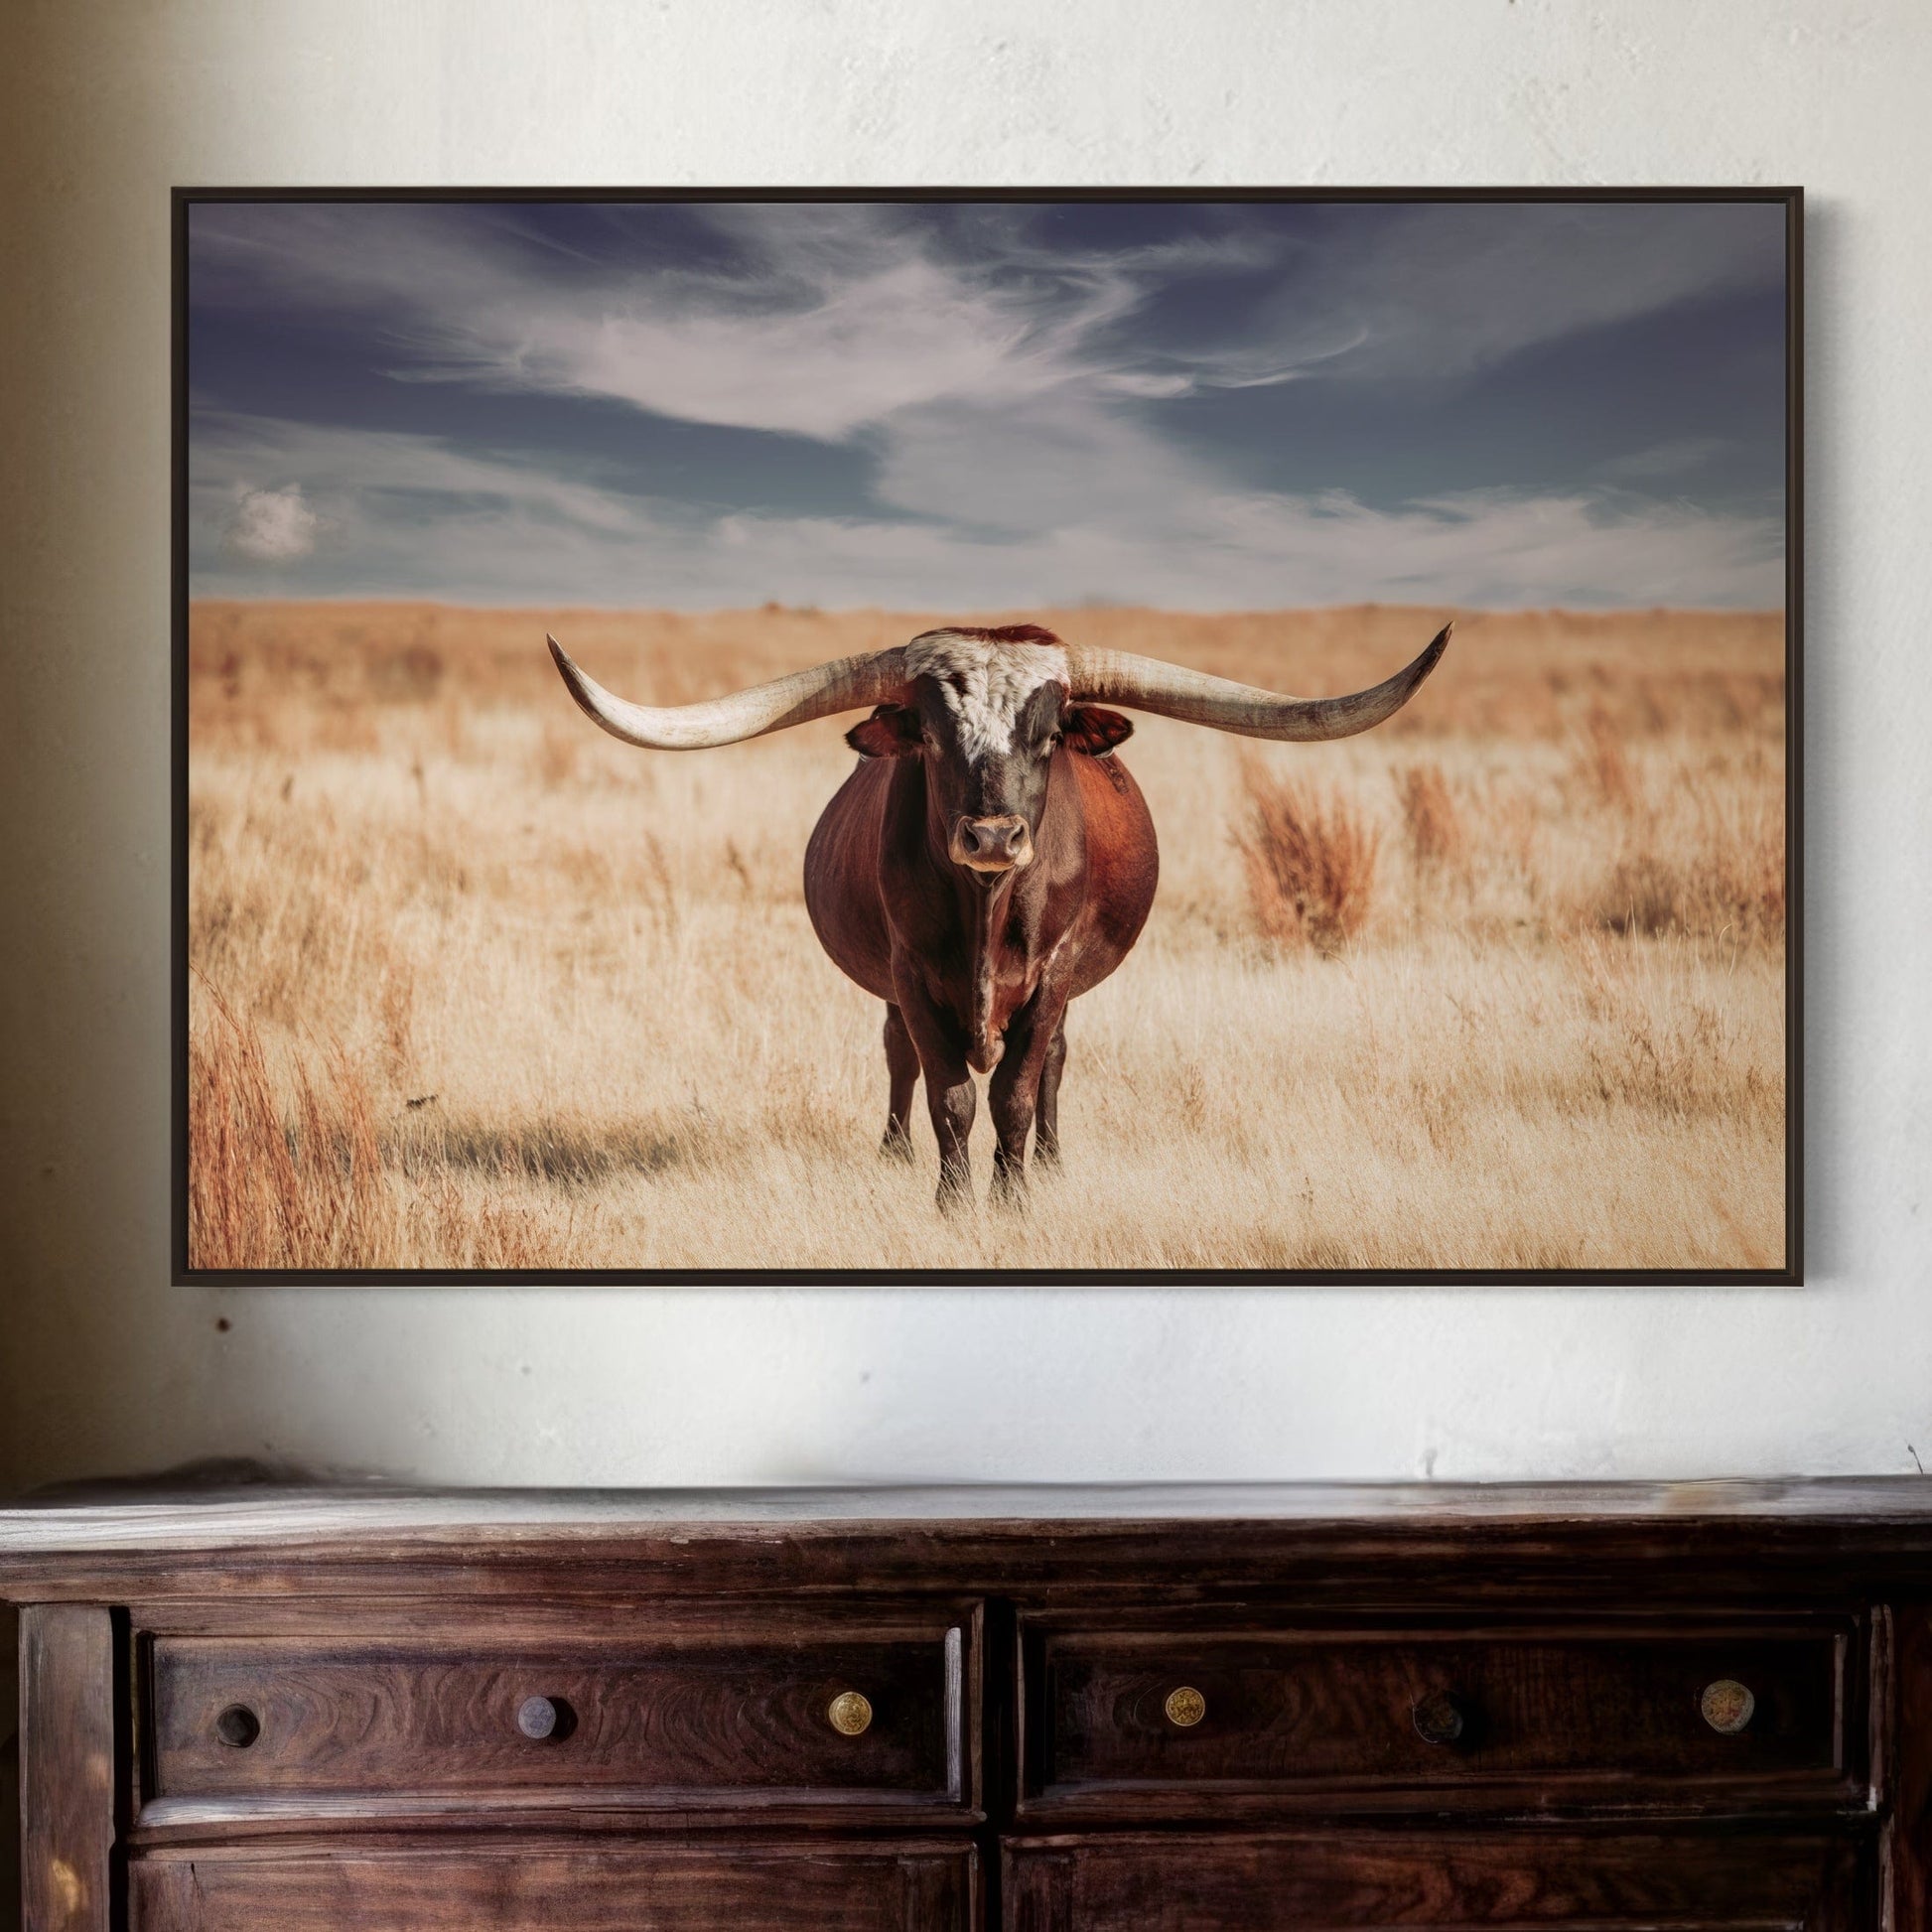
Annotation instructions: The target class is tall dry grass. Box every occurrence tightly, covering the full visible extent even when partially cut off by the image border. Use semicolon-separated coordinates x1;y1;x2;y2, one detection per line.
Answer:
186;601;1788;1272
188;976;386;1268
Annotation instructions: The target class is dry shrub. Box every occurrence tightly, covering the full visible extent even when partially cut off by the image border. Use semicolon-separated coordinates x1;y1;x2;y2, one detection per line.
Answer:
1399;762;1465;873
1576;703;1640;811
188;978;390;1269
1593;835;1786;941
1593;853;1684;937
1235;764;1380;954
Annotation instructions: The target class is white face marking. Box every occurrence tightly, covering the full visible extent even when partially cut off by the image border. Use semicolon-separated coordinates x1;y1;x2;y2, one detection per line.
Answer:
902;631;1069;762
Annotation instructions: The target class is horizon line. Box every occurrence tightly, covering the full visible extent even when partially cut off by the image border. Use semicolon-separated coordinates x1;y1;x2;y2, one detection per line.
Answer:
185;594;1788;620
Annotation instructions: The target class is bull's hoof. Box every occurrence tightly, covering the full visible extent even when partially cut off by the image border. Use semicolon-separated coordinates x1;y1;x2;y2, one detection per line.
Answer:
1033;1140;1063;1176
990;1164;1030;1213
935;1170;974;1214
880;1126;915;1163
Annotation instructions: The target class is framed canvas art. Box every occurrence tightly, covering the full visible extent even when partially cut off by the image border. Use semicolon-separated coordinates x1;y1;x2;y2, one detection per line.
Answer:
176;189;1800;1282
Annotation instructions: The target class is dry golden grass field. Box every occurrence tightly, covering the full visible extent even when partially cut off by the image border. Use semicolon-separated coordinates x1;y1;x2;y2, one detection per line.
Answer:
186;601;1788;1273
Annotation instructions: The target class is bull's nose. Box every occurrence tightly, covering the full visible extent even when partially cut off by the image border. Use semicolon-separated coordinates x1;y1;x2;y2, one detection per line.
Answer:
951;814;1034;873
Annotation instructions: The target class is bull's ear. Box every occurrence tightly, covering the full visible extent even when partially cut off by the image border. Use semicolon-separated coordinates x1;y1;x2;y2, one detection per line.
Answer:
846;704;923;759
1062;705;1134;756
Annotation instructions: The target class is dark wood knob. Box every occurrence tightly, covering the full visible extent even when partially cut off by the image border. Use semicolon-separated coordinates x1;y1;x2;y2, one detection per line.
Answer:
517;1695;561;1740
1412;1690;1469;1745
213;1704;260;1749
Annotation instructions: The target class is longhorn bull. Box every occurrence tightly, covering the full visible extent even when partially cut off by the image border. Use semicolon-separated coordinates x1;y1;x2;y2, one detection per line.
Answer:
548;620;1449;1207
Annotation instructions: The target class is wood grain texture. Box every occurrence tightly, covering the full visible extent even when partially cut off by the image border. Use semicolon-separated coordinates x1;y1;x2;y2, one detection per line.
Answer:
8;1539;1930;1612
10;1479;1932;1604
24;1478;1932;1547
1889;1601;1932;1932
149;1620;965;1808
128;1839;977;1931
1003;1830;1867;1932
20;1606;115;1932
1023;1617;1859;1818
2;1602;20;1932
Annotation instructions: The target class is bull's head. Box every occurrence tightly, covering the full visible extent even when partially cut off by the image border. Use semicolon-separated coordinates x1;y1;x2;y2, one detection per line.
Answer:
547;619;1452;878
839;624;1133;886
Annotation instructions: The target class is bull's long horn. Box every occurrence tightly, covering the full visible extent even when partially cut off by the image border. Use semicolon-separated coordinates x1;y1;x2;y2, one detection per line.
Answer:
547;635;912;750
1065;621;1451;741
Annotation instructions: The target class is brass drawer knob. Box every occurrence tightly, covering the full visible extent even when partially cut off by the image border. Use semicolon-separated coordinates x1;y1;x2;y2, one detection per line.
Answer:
1412;1690;1469;1745
1701;1679;1756;1733
1165;1685;1207;1727
213;1704;260;1749
827;1690;873;1736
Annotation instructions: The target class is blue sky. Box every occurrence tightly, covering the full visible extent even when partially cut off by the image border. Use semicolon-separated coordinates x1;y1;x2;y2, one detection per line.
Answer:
188;198;1788;610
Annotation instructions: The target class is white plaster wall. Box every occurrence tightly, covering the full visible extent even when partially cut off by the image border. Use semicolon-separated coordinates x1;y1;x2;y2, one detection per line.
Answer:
1;0;1928;1496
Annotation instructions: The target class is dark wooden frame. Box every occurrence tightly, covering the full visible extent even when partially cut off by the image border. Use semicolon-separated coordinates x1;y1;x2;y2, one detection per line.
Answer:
172;187;1804;1287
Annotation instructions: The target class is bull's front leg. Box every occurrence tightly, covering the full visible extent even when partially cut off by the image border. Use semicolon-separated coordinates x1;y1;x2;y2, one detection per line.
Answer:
893;968;977;1209
988;983;1072;1210
880;1003;920;1162
1034;1014;1069;1173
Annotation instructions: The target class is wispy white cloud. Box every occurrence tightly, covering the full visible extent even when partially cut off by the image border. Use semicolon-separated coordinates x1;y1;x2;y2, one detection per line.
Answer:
225;483;320;560
194;203;1139;441
1191;203;1786;390
191;409;1783;611
1596;435;1734;482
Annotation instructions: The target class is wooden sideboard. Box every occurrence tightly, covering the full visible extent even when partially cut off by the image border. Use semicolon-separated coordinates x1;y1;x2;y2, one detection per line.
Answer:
6;1479;1932;1932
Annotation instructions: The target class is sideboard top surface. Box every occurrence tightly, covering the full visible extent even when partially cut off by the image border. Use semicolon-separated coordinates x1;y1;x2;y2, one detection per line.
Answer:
5;1477;1932;1603
3;1476;1932;1549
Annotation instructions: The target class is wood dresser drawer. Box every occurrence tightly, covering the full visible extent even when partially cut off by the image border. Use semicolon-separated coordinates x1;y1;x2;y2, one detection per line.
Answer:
1020;1618;1863;1817
144;1606;977;1822
131;1840;978;1932
1003;1830;1865;1932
